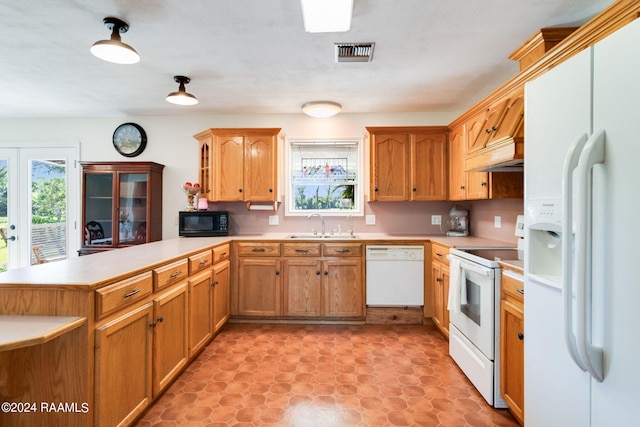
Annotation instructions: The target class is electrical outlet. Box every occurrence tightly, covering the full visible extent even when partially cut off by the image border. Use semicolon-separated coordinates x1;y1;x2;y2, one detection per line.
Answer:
268;215;279;225
431;215;442;225
365;215;376;225
494;216;502;228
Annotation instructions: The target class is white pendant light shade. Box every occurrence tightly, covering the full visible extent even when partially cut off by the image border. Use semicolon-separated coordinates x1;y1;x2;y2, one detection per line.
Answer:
302;101;342;118
301;0;353;33
90;17;140;65
166;76;199;106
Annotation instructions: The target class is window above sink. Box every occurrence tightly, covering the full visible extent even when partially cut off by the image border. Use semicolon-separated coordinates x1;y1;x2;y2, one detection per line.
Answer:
285;139;363;217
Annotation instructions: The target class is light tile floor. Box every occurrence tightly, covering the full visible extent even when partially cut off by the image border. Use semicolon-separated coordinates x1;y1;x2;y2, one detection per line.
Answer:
135;324;518;426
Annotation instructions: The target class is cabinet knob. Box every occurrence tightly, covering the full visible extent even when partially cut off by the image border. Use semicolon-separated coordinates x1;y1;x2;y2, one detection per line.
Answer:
157;316;164;323
374;187;378;192
518;332;524;340
481;182;487;187
316;271;321;275
269;188;273;193
460;185;465;190
412;187;417;192
238;188;243;193
324;271;329;276
275;271;280;276
436;278;443;282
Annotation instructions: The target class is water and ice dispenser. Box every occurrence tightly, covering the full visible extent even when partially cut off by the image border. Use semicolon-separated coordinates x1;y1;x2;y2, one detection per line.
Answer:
526;199;564;284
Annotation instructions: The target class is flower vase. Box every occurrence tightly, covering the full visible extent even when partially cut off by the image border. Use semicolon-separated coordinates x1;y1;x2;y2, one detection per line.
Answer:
185;192;196;211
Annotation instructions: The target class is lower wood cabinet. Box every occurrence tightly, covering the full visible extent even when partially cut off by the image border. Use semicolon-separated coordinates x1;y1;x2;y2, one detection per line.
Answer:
213;258;231;332
95;302;154;427
283;258;323;317
93;244;230;427
152;283;189;395
237;257;282;316
500;262;525;425
236;241;364;319
323;258;363;317
95;284;189;427
431;242;451;339
188;270;213;357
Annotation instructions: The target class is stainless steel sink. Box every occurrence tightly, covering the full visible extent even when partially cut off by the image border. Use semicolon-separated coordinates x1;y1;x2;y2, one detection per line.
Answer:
287;234;358;239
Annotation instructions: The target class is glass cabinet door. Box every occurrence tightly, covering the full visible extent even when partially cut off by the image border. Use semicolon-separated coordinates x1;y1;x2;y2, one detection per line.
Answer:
119;173;148;245
84;173;114;246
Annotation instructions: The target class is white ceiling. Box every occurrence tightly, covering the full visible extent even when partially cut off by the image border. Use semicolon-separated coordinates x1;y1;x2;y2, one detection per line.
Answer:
0;0;611;118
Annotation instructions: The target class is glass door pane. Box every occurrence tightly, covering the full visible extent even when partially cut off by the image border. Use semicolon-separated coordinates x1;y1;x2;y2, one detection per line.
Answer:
30;159;68;265
0;149;17;272
84;173;114;247
0;147;76;270
119;173;148;245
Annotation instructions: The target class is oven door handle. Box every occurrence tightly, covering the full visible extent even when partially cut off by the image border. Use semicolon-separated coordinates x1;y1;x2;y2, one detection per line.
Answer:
448;255;493;277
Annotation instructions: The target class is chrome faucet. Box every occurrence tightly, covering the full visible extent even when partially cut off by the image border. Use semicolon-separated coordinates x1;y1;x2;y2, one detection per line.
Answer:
308;213;325;236
346;214;354;236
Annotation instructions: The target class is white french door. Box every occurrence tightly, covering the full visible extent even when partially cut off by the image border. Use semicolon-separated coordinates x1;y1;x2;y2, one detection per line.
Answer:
0;147;78;271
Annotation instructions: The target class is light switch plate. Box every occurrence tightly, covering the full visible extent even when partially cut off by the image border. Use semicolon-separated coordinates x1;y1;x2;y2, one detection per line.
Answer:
431;215;442;225
268;215;279;225
494;216;502;228
365;215;376;225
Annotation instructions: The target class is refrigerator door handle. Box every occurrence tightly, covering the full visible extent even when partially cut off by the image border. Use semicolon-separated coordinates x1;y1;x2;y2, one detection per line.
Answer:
575;129;605;382
561;133;589;372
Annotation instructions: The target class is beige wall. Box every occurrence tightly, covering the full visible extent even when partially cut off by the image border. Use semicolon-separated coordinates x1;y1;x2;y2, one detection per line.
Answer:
0;111;522;247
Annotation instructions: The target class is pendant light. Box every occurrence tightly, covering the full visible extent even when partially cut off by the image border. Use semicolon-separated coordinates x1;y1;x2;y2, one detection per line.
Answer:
90;17;140;65
166;76;199;106
301;101;342;118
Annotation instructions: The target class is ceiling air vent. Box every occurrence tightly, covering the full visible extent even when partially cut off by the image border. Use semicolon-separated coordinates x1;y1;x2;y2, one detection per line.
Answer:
334;43;375;63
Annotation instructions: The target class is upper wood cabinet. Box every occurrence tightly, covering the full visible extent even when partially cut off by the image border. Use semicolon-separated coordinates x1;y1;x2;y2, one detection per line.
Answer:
367;126;448;201
79;161;164;255
464;87;524;172
448;123;522;200
194;128;283;202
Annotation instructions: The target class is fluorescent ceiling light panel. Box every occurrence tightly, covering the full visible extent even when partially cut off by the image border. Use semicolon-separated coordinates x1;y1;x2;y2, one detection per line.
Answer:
301;0;353;33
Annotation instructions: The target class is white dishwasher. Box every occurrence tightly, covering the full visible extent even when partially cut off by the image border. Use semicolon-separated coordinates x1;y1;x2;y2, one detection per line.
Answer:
365;245;424;306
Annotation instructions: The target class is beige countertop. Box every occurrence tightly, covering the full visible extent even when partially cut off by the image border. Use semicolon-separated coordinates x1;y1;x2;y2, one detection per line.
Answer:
0;315;87;351
0;233;515;288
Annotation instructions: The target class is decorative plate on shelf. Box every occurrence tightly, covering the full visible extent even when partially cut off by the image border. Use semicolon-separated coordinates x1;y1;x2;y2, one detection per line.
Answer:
113;122;147;157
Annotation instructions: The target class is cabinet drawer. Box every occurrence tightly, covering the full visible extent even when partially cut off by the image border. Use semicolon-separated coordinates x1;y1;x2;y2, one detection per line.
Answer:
323;243;362;257
96;271;153;319
501;269;524;303
154;259;189;291
213;244;230;264
431;242;450;265
188;250;213;275
282;243;322;257
237;242;281;257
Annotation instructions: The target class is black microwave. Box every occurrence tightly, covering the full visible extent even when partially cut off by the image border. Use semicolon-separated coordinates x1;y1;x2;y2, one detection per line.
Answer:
179;211;229;237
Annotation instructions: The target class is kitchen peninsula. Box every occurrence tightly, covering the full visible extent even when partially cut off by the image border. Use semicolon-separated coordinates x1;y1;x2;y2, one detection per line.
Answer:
0;233;512;427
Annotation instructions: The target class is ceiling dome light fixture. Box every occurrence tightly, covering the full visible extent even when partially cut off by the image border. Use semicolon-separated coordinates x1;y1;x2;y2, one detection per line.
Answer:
301;101;342;118
166;76;199;106
90;17;140;64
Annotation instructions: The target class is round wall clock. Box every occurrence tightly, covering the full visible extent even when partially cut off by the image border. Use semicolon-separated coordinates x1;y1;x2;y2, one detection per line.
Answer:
113;122;147;157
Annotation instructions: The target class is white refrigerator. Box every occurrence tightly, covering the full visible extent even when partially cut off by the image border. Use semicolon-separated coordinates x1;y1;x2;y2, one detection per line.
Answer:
524;17;640;427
